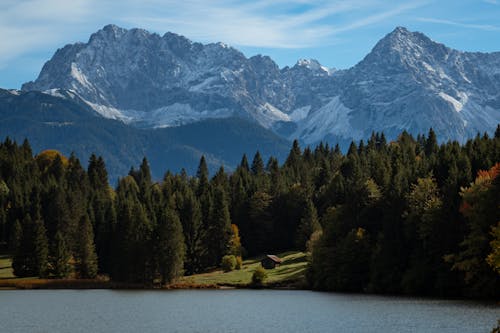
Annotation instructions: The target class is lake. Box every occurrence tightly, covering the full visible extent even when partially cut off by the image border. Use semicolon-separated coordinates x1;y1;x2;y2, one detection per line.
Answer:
0;289;498;332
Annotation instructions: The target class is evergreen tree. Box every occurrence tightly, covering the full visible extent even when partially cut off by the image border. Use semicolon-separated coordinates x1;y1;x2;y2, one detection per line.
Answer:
156;203;185;284
13;214;34;277
425;128;439;156
88;154;109;191
33;217;49;278
206;186;232;267
10;219;22;254
51;231;72;278
295;199;321;250
113;176;153;283
176;187;205;275
77;214;98;279
240;154;250;172
251;151;265;176
88;154;115;274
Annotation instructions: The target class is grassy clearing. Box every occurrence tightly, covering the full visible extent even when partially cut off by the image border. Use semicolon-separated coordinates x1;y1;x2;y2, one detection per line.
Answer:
0;254;15;279
0;252;309;289
180;251;308;288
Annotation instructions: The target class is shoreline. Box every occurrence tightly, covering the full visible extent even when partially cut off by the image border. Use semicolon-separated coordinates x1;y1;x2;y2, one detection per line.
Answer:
1;279;498;304
0;279;303;291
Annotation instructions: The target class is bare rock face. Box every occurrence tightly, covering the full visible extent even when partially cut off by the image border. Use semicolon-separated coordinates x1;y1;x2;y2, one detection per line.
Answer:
23;25;500;145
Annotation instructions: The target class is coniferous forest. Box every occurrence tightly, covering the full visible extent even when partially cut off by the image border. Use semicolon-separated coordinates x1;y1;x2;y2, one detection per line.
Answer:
0;127;499;298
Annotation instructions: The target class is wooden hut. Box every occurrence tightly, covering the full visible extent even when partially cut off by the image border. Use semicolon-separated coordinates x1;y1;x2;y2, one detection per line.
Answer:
261;255;282;269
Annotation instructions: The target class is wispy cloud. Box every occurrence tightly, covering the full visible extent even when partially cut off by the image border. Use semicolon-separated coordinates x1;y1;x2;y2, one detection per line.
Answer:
0;0;93;67
119;0;381;48
417;17;500;31
0;0;428;68
330;1;429;34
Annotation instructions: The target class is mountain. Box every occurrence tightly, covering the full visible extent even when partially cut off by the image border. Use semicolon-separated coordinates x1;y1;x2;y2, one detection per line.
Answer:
22;24;295;129
22;25;500;148
293;27;500;144
0;88;290;182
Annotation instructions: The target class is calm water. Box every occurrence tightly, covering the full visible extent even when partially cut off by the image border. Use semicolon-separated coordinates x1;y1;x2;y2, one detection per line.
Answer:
0;289;498;332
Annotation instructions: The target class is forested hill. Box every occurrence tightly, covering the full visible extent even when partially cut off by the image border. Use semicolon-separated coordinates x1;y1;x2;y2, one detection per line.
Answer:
0;127;499;297
0;89;290;182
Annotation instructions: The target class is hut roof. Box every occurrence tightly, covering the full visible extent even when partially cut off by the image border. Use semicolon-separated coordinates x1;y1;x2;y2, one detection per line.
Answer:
266;255;282;263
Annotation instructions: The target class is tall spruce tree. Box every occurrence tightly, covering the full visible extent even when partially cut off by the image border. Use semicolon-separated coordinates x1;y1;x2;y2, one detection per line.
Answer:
113;176;153;283
206;186;232;267
77;214;98;279
155;202;185;284
176;187;205;275
33;217;49;278
51;230;72;278
295;199;321;251
251;151;265;176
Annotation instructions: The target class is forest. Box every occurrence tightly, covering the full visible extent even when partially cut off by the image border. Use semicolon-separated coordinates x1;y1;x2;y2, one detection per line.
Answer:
0;127;499;298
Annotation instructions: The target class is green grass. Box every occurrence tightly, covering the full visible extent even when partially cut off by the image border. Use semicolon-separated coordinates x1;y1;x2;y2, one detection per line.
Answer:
0;254;14;279
180;251;308;287
0;252;309;289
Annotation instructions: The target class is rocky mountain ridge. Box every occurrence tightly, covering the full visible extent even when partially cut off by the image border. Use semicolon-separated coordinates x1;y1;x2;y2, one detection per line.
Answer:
21;25;500;146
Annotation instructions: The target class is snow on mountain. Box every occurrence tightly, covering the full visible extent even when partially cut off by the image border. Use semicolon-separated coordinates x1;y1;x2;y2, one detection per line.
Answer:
313;26;500;142
292;96;363;144
22;25;500;146
23;24;294;129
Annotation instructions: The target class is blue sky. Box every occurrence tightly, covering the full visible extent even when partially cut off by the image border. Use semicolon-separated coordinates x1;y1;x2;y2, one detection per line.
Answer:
1;0;500;89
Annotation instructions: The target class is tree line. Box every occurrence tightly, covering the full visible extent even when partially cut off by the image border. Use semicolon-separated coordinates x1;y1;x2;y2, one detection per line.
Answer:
0;127;499;297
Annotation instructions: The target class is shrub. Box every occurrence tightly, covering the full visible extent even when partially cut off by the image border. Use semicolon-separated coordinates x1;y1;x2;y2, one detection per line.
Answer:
221;255;236;272
235;256;243;270
252;266;267;286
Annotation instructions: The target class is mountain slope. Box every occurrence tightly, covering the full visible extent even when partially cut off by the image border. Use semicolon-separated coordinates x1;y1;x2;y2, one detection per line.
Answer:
293;27;500;143
0;89;290;182
22;24;295;129
22;25;500;146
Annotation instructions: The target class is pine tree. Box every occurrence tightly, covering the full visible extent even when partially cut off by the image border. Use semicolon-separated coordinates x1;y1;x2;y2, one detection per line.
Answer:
240;154;250;172
113;176;153;283
77;214;98;279
206;186;232;267
88;154;109;191
196;156;212;239
295;199;321;250
139;157;152;187
10;219;22;254
425;128;439;156
13;215;33;277
51;231;72;278
177;187;205;275
156;203;185;284
251;151;265;176
285;140;302;180
33;217;49;278
88;154;114;274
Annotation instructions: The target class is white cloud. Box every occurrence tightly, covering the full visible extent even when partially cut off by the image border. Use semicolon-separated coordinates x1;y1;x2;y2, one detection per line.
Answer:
0;0;427;68
117;0;427;48
330;1;429;34
0;0;94;67
417;17;500;31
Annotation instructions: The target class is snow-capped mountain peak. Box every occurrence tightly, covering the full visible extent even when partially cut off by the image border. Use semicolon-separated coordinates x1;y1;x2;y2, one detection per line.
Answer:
295;58;334;75
22;25;500;145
